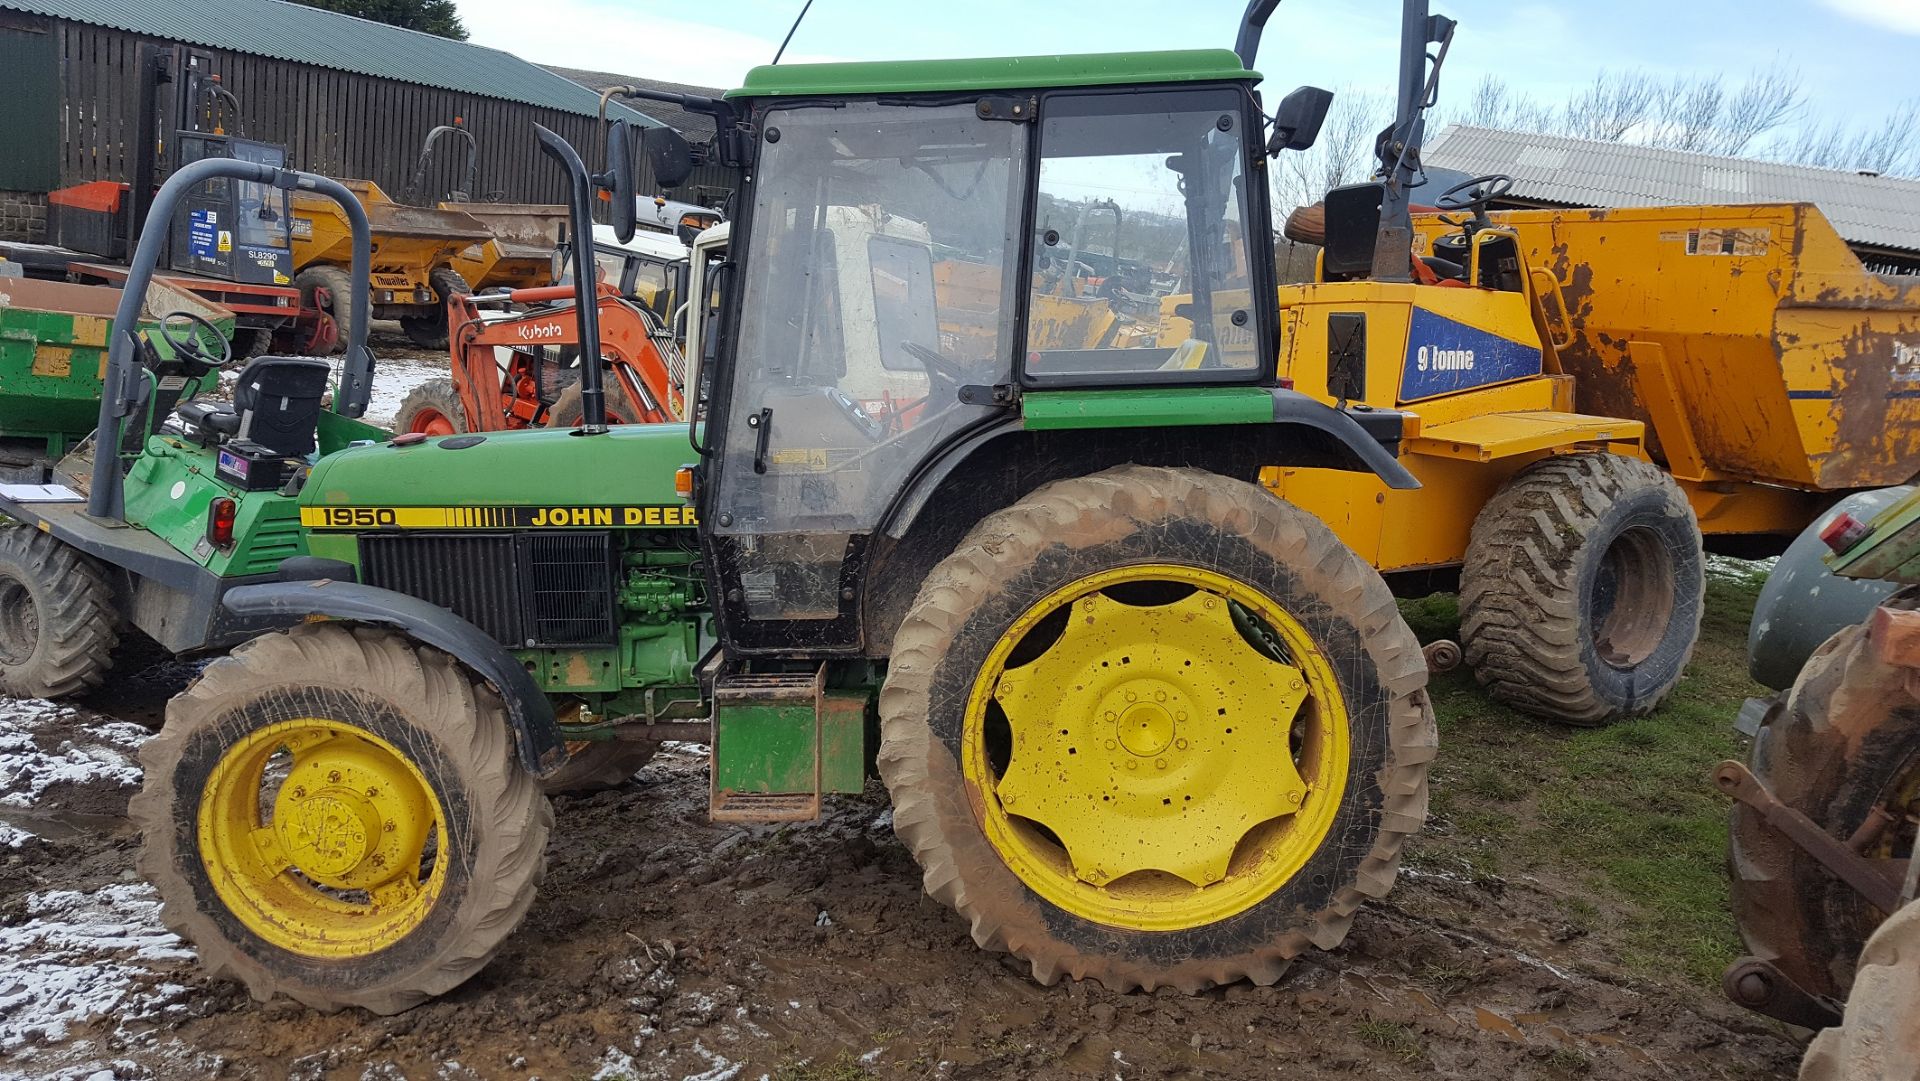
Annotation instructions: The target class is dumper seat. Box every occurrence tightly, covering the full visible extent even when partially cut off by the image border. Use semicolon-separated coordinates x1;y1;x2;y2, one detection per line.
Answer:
176;356;332;456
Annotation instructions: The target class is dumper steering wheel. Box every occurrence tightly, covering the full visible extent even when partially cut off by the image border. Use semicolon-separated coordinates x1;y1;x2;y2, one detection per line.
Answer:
1432;173;1514;214
157;311;234;372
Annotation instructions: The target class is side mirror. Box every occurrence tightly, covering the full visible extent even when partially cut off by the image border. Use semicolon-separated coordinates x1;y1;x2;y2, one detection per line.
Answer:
1267;86;1334;154
644;127;695;189
607;120;639;244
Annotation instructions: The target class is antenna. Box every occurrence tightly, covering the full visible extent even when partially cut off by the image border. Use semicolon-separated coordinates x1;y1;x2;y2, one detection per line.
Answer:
771;0;815;65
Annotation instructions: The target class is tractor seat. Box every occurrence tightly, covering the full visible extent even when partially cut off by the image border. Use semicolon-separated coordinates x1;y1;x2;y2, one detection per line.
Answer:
177;356;333;457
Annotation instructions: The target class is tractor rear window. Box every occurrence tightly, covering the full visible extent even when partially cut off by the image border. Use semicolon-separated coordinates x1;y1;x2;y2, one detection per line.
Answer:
1023;89;1258;384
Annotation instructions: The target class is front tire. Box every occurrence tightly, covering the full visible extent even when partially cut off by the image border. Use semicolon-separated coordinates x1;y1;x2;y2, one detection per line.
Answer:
878;465;1435;992
541;741;659;795
293;265;355;357
133;624;551;1014
0;525;119;698
393;377;469;437
1460;453;1703;724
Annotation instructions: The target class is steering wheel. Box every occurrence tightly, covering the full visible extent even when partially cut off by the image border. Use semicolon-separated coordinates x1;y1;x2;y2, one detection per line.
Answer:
1432;173;1514;214
899;340;970;389
157;310;234;371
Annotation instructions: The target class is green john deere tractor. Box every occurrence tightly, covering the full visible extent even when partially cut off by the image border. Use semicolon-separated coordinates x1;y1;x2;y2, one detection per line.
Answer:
0;1;1452;1013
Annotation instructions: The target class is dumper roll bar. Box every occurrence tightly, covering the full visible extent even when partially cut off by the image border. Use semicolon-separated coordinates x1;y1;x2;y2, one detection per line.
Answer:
87;158;373;520
406;122;479;205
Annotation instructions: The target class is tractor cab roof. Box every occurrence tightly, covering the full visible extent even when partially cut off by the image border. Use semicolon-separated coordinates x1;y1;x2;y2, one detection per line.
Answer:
728;48;1258;100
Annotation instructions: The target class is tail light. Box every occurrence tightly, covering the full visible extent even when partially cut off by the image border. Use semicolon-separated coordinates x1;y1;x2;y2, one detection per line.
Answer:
207;497;237;549
1819;512;1870;555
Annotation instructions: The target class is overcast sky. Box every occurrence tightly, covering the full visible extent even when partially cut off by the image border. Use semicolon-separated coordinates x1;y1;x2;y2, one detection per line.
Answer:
460;0;1919;134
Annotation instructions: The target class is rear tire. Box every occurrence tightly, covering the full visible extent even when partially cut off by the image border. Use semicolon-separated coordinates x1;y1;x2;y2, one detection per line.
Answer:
0;525;119;698
400;268;469;351
878;465;1435;992
1729;607;1920;1003
393;377;469;437
1460;453;1703;724
133;624;550;1014
541;741;659;795
293;265;355;357
1797;900;1920;1081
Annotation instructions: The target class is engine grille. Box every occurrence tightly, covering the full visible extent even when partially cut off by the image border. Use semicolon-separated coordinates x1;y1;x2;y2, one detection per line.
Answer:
359;532;617;647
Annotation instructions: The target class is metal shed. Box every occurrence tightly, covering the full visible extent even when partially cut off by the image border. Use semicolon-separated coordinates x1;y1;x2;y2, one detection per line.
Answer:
1426;125;1920;275
0;0;664;242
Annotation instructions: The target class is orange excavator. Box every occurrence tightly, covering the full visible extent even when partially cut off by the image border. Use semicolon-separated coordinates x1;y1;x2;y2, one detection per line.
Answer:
393;281;684;435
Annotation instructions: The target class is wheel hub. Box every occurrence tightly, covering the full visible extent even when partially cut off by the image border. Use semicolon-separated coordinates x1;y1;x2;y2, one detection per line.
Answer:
991;585;1313;890
200;718;446;957
1115;698;1176;758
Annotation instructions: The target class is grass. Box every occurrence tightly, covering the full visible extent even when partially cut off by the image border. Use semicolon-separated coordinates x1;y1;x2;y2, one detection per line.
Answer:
1353;1019;1426;1063
771;1053;874;1081
1402;561;1771;989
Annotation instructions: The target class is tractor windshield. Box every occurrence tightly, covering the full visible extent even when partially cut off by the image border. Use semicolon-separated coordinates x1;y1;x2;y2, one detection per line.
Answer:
718;100;1025;560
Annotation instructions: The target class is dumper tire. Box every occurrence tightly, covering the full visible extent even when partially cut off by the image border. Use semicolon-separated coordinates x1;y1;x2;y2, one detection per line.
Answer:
878;465;1435;992
294;265;356;357
1729;604;1920;1005
400;268;470;351
541;741;660;795
133;624;551;1015
1460;452;1703;724
393;377;469;437
0;524;120;699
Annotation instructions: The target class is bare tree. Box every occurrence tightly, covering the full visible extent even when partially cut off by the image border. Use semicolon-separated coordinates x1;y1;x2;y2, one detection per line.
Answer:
1708;67;1801;155
1272;87;1391;215
1562;71;1660;142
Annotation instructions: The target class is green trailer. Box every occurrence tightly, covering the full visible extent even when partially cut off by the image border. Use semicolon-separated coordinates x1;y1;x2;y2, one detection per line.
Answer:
0;275;232;479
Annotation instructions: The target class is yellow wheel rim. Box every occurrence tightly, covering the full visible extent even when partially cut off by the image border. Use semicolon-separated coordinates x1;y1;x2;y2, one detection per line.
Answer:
963;563;1350;932
198;718;448;958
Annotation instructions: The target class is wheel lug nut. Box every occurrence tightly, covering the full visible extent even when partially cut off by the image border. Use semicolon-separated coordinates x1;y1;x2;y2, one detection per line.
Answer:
366;787;379;797
328;770;342;783
1124;691;1136;702
1175;738;1188;750
1104;739;1117;751
291;786;306;798
1155;758;1166;770
1175;711;1186;722
1126;760;1138;771
1104;711;1116;721
1155;690;1166;702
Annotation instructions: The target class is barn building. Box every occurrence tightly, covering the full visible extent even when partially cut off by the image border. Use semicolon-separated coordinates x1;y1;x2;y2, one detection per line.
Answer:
0;0;695;243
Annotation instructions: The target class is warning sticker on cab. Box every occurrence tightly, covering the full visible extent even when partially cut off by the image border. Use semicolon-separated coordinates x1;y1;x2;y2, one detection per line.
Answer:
301;505;697;530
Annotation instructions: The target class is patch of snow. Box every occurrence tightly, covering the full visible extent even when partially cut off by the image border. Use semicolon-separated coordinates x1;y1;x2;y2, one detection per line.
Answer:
592;1047;640;1081
0;700;148;810
859;1047;884;1065
353;354;449;431
684;1040;743;1081
0;821;33;848
1707;553;1776;581
0;883;194;1056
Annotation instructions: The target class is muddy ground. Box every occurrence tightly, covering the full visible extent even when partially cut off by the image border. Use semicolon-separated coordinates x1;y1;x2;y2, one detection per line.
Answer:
0;335;1806;1079
1;686;1805;1080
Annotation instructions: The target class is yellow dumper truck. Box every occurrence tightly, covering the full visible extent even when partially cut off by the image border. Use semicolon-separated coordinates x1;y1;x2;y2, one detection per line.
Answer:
1266;196;1920;723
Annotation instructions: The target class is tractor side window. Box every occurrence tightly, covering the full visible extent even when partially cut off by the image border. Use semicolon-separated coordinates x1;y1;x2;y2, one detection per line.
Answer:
1024;89;1258;382
718;100;1024;564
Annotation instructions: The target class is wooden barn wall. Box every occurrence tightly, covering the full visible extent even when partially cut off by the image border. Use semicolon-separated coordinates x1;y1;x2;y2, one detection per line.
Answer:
47;20;734;209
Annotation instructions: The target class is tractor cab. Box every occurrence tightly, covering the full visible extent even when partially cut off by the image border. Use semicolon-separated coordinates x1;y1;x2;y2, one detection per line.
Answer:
686;52;1329;650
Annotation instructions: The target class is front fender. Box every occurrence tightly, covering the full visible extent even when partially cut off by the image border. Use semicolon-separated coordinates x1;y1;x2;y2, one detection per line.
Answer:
222;580;564;777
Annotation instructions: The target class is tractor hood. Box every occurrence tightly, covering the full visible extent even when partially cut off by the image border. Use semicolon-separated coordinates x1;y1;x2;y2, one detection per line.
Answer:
302;423;697;528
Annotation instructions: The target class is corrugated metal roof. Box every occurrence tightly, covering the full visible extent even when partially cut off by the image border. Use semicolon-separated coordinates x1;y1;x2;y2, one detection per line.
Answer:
1426;124;1920;256
0;0;652;124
